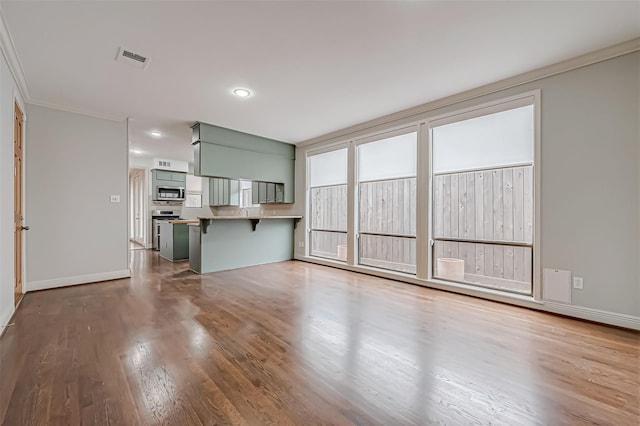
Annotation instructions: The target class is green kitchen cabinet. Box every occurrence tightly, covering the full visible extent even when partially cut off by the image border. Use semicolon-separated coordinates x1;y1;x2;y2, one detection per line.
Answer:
209;177;240;206
152;169;186;200
192;122;295;203
249;180;284;204
159;222;190;261
189;224;201;273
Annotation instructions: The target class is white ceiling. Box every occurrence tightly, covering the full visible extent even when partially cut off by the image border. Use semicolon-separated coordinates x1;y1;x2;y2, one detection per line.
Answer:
2;1;639;165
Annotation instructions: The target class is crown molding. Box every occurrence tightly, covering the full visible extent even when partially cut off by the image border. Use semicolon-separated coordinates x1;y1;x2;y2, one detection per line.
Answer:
0;9;30;101
297;37;640;148
28;98;126;122
0;9;126;122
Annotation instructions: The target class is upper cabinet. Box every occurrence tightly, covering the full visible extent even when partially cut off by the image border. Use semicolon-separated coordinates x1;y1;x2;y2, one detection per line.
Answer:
151;169;186;201
154;169;187;184
209;177;240;207
192;122;295;203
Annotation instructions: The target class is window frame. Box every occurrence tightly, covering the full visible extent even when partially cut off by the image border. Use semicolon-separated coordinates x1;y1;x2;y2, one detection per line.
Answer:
306;144;349;261
354;127;418;274
301;89;541;302
424;90;541;300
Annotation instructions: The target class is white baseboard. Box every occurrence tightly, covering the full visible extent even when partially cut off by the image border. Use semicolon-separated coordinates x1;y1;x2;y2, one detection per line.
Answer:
295;256;640;330
542;302;640;330
0;306;15;335
26;269;131;292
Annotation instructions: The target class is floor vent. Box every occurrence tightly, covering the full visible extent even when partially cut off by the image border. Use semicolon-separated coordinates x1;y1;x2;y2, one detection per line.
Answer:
116;47;150;69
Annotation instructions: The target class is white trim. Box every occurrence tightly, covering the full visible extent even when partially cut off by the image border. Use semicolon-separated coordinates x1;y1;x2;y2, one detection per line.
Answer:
297;255;542;306
0;306;14;334
347;140;356;265
0;9;127;122
0;10;30;100
532;90;542;302
295;256;640;330
28;99;125;122
427;93;536;128
433;161;533;176
305;140;349;157
416;121;430;279
297;38;640;148
26;269;131;292
542;302;640;331
352;124;417;146
422;90;541;299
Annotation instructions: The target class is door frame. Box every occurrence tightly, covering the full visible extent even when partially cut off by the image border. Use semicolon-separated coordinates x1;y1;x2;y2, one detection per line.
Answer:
129;168;147;246
14;100;25;306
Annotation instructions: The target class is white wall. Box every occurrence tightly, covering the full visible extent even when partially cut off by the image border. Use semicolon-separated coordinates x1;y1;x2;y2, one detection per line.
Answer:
25;104;129;290
0;48;25;329
295;50;640;324
180;176;212;220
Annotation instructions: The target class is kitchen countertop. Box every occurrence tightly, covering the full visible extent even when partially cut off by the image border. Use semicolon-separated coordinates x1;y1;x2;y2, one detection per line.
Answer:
168;219;199;224
197;215;302;220
194;215;303;232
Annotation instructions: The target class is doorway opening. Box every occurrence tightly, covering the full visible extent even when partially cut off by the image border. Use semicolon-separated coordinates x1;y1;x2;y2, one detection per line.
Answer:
129;168;147;250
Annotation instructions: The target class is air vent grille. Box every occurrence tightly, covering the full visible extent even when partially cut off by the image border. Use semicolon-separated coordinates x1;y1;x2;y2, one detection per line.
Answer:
122;50;147;64
116;47;151;69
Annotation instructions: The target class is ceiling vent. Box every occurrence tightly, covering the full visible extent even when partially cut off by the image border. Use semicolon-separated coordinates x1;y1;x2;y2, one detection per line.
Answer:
116;47;150;69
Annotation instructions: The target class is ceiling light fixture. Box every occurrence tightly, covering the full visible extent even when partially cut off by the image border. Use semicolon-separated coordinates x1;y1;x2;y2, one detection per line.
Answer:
233;88;251;98
150;131;162;137
130;149;143;154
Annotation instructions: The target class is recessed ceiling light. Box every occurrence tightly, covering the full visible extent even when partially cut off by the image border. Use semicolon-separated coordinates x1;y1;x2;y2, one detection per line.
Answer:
233;88;251;98
130;149;143;154
150;131;162;137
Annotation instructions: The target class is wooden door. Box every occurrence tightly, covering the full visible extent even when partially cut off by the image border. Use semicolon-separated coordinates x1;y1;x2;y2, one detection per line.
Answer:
14;102;24;306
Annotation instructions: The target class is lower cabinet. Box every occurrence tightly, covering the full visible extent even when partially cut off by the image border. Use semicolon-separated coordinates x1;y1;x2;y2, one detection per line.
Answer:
159;222;189;261
189;225;201;273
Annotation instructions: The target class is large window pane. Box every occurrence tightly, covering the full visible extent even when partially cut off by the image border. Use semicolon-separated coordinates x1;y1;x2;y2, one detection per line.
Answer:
308;149;347;262
309;148;347;187
360;234;416;274
359;178;416;236
433;105;533;174
310;230;347;261
433;241;532;295
357;132;417;273
432;103;534;295
358;132;416;181
310;185;347;231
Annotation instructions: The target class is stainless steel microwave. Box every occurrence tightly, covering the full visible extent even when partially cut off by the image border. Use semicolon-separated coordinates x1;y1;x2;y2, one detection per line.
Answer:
156;186;185;201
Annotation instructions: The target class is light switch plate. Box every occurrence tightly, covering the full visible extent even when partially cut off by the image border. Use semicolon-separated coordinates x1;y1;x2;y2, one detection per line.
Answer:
298;241;304;248
110;195;120;203
573;277;584;290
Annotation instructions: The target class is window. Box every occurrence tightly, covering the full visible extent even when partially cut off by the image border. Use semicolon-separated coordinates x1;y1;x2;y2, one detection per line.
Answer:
302;92;538;299
431;103;534;294
357;131;417;274
184;174;203;208
308;149;348;261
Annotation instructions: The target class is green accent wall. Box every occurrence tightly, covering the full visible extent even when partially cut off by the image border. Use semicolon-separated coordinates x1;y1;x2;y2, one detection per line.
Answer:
191;219;294;274
192;122;295;203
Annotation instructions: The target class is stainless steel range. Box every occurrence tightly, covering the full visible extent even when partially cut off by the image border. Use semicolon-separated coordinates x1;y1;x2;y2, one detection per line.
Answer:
151;209;180;251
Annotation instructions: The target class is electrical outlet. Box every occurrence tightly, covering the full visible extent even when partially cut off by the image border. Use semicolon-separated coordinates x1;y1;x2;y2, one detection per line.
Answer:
298;241;304;248
110;195;120;203
573;277;584;290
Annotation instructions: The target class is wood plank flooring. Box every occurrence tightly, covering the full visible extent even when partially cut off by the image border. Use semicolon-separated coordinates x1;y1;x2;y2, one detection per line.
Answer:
1;250;638;425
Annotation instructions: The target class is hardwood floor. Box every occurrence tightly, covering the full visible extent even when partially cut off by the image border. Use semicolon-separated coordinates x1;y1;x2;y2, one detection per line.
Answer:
1;251;638;425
